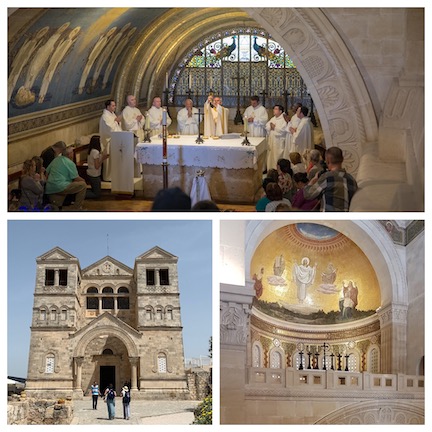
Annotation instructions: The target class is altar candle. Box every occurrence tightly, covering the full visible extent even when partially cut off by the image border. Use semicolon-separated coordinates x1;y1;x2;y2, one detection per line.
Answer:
262;76;265;89
165;72;169;89
189;70;192;89
145;112;150;130
244;115;248;133
162;107;167;125
209;75;213;89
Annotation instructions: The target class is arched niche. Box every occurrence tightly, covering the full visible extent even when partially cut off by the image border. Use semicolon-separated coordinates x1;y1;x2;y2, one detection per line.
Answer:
245;220;408;310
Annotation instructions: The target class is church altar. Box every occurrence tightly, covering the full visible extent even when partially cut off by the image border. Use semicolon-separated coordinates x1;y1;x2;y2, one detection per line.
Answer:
135;135;267;203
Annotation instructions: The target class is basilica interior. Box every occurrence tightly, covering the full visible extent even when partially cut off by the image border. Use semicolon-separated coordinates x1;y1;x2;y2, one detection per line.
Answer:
220;220;424;424
7;8;424;211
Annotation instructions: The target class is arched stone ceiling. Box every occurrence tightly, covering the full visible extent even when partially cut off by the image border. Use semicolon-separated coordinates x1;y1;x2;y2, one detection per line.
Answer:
115;8;258;103
9;8;378;173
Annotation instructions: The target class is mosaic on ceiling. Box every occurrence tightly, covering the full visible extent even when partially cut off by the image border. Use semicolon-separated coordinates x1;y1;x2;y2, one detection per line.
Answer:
251;223;381;325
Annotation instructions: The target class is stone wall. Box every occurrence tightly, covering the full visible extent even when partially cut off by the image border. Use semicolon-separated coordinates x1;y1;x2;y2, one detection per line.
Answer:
7;397;73;425
186;369;211;400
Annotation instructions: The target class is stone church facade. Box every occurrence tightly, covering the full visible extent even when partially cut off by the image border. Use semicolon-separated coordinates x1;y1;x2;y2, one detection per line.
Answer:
25;246;189;400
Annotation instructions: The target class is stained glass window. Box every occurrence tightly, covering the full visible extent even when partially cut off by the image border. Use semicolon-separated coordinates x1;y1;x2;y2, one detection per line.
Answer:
169;27;308;110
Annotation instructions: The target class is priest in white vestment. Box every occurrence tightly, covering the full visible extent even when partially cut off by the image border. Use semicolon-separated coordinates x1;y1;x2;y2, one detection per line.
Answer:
244;96;268;137
283;103;302;158
148;96;172;137
99;99;122;181
177;98;200;135
121;94;145;177
121;94;145;141
265;104;288;171
290;106;314;155
204;95;229;137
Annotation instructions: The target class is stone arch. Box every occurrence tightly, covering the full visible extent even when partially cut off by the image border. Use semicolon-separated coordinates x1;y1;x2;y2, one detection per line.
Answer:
245;220;408;309
244;8;378;174
315;400;424;424
73;325;139;358
115;8;377;175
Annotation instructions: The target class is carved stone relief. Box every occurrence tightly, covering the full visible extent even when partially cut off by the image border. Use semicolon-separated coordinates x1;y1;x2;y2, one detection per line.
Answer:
220;301;251;346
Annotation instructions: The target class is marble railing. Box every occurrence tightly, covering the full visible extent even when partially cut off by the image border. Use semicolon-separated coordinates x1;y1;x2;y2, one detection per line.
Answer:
247;367;424;395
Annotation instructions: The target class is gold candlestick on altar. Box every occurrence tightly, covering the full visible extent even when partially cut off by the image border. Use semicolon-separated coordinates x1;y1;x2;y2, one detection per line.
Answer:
162;107;169;188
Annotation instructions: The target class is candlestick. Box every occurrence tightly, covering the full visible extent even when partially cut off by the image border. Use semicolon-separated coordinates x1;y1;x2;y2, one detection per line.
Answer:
162;107;167;126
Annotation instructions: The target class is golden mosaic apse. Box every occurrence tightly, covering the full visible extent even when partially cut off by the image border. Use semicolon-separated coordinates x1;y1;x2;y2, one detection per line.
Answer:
250;223;381;324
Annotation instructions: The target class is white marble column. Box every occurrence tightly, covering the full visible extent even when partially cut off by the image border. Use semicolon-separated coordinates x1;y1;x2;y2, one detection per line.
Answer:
220;281;255;424
378;303;408;374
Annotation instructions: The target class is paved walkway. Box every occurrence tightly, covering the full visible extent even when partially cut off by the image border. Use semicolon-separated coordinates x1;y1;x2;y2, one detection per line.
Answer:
71;397;200;425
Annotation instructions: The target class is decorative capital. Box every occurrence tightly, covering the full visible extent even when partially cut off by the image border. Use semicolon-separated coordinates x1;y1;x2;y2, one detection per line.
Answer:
377;304;408;326
220;301;252;347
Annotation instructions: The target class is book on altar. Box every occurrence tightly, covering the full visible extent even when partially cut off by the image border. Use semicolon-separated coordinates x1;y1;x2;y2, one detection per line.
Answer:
220;133;241;139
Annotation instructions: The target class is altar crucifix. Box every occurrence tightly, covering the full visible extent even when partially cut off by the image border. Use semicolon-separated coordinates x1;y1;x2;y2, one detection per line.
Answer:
194;108;204;144
232;73;245;124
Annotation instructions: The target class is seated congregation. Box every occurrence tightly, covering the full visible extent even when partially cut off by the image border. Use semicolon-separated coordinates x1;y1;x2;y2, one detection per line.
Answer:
8;96;358;212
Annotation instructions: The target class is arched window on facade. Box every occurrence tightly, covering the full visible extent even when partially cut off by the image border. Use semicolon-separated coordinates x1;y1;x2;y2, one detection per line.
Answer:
145;306;153;321
39;308;47;321
157;353;167;373
50;307;57;321
252;342;263;368
61;308;67;321
269;349;282;369
45;354;55;373
347;352;358;372
86;287;98;309
117;287;130;309
169;27;309;113
165;306;173;320
156;306;163;320
369;347;380;373
102;287;114;309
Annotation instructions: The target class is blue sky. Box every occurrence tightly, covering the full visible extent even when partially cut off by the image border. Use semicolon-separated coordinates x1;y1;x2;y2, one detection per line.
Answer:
7;219;212;378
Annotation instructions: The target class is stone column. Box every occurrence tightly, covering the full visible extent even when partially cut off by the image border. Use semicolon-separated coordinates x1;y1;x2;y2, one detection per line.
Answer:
54;269;59;286
220;281;255;424
129;357;139;391
378;303;408;374
98;297;102;315
74;356;84;390
114;297;118;315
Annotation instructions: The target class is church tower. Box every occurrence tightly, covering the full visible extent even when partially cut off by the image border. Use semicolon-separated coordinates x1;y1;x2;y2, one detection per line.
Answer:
26;247;81;397
26;246;188;400
134;246;188;396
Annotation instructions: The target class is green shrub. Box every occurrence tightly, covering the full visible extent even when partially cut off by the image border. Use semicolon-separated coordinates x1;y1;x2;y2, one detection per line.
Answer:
193;395;212;424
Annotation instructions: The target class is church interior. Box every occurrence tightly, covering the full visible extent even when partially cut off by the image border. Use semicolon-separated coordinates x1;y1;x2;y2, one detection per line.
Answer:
220;220;424;424
7;7;424;211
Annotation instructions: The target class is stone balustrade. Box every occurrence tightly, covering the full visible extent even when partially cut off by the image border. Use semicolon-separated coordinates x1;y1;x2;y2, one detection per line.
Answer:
247;367;424;396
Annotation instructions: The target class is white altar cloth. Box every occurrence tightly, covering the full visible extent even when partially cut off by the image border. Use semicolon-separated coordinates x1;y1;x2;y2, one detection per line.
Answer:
135;135;266;169
135;135;267;203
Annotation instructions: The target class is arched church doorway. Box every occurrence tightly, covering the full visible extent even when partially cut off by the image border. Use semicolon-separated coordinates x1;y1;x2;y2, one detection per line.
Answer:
81;335;133;394
100;366;115;394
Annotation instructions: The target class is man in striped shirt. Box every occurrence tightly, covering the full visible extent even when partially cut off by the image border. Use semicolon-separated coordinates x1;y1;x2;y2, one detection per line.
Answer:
303;147;358;211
